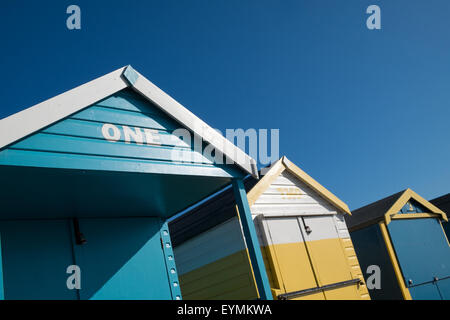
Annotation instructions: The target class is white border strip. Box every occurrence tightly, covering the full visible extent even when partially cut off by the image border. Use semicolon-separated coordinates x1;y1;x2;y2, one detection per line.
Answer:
0;67;128;150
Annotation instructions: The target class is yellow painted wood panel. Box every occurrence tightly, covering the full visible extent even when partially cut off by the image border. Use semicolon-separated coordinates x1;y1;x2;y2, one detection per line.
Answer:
265;238;367;300
179;250;257;300
265;242;325;299
306;238;353;286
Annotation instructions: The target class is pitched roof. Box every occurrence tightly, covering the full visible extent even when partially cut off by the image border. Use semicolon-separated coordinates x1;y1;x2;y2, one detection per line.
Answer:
346;189;448;231
431;193;450;215
247;156;351;214
0;66;258;178
169;156;351;246
345;190;405;231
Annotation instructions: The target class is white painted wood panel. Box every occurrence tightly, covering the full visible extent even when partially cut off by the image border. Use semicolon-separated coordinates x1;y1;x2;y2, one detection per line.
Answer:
250;171;338;218
251;204;337;216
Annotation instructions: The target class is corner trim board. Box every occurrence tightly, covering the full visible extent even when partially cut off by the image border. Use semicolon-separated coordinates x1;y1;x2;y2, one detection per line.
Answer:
378;221;412;300
159;220;182;300
233;179;273;300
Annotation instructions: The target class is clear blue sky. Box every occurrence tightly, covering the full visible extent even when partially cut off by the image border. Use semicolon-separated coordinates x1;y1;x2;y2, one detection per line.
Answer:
0;1;449;210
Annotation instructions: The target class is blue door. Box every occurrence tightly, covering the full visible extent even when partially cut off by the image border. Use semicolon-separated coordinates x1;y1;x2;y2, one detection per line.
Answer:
436;277;450;299
409;282;442;300
0;220;77;300
388;218;450;299
73;218;172;300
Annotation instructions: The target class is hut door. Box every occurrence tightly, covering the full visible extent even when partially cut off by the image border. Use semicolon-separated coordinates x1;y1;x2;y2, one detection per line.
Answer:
387;218;450;299
262;216;324;300
300;215;360;300
262;215;359;300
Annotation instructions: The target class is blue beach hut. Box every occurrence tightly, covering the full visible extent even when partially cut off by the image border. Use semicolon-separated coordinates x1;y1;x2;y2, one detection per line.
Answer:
431;194;450;239
0;66;271;300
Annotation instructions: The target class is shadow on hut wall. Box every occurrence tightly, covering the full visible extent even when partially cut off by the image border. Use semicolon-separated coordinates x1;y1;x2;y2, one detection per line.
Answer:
0;217;170;300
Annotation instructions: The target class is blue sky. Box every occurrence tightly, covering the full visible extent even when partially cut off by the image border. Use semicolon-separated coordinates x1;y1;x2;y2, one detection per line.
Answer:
0;1;449;209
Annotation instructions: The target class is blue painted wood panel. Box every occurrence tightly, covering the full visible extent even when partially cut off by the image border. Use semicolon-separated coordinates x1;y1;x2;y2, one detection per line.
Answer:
0;149;235;178
12;133;214;164
0;232;3;300
0;89;243;179
43;119;190;148
388;218;450;287
95;90;168;116
350;224;403;300
436;277;450;299
0;220;77;300
0;165;232;220
409;282;442;300
73;218;172;300
72;106;177;131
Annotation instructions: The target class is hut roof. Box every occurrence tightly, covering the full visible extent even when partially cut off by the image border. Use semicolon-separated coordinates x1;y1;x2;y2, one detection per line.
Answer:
0;65;258;178
346;189;447;231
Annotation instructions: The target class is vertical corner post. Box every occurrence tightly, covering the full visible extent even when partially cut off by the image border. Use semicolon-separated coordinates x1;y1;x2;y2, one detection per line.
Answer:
232;179;273;300
160;220;182;300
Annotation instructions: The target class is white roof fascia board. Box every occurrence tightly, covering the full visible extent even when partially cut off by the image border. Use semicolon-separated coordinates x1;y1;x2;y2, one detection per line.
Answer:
0;66;128;150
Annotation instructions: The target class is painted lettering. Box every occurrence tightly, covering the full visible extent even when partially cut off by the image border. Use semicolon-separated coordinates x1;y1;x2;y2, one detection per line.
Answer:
101;123;161;146
102;123;121;142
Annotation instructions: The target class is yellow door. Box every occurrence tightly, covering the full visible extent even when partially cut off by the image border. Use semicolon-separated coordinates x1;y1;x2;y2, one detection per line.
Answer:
301;216;360;300
261;216;324;300
261;215;360;300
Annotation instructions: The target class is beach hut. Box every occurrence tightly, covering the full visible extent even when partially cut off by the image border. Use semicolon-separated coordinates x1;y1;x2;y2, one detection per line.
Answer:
431;194;450;238
169;156;370;300
346;189;450;300
0;66;270;300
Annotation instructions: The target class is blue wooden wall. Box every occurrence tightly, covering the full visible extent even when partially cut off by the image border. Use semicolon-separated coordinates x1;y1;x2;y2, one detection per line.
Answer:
0;87;244;300
0;217;178;300
388;218;450;299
